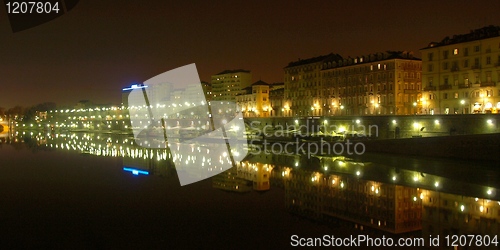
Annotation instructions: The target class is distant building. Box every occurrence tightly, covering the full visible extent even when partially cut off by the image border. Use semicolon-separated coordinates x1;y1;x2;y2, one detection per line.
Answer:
201;81;212;101
235;80;270;117
421;25;500;114
269;82;285;117
211;69;252;101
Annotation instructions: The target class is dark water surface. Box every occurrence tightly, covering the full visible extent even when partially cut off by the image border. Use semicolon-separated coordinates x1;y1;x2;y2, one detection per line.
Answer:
0;132;498;249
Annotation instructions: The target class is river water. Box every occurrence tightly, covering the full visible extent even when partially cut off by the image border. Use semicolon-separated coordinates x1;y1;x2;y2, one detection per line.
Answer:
0;131;498;249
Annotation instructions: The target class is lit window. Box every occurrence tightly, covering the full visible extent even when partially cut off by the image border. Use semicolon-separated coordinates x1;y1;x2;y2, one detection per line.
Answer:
453;48;459;55
377;64;381;69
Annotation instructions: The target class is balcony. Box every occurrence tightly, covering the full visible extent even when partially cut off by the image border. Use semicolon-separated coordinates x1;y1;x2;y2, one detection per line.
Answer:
439;84;452;90
423;86;436;91
458;84;470;89
404;89;418;94
480;82;496;87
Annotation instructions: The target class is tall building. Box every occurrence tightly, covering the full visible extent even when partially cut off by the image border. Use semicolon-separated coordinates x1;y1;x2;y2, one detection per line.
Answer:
284;52;421;116
421;25;500;114
201;81;212;101
284;53;342;117
211;69;252;102
269;82;285;117
322;51;421;116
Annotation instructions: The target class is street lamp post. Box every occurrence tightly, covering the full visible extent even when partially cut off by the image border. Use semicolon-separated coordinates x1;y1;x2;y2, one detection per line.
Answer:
460;100;465;114
413;102;417;115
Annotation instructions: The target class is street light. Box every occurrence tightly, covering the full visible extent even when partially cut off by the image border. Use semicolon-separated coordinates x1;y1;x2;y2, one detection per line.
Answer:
413;102;417;114
460;100;465;114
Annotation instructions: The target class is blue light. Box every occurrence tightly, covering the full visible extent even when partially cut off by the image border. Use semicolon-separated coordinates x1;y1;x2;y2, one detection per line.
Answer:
122;84;148;91
123;167;149;175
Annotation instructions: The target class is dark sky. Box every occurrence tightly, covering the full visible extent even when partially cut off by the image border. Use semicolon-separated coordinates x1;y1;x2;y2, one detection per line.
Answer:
1;0;500;108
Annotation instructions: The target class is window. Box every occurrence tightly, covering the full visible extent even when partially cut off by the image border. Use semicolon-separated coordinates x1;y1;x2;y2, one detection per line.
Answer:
486;56;491;65
377;63;381;69
453;48;459;55
443;62;448;70
443;51;449;59
464;48;469;56
474;58;480;68
454;92;458;98
428;52;433;61
464;60;469;67
370;65;373;71
444;77;448;85
428;64;433;72
474;45;480;52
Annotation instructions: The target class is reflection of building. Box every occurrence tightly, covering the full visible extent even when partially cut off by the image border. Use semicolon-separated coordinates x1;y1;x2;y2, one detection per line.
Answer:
283;169;422;234
421;190;500;249
237;162;272;191
212;167;252;193
212;162;272;192
211;70;252;101
421;25;500;114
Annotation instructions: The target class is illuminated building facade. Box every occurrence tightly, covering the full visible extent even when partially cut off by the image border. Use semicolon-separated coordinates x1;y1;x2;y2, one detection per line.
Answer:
421;25;500;114
321;51;421;116
269;83;285;117
235;80;270;117
284;53;342;117
211;69;252;101
284;52;421;116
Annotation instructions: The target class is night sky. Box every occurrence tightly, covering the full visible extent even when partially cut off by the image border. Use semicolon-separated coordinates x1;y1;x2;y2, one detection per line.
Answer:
1;0;500;108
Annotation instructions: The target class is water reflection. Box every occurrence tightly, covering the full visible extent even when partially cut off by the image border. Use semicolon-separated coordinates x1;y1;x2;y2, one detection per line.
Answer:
5;131;500;248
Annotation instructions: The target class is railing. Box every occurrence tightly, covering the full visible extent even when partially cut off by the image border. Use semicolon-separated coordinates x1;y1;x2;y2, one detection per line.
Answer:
480;82;496;87
439;84;452;90
458;84;470;89
423;86;436;91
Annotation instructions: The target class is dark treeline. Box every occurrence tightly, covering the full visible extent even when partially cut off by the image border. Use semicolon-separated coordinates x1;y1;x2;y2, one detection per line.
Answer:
0;102;57;121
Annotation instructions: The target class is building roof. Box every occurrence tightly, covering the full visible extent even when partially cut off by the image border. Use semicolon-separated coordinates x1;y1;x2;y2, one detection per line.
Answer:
215;69;251;75
284;53;343;68
251;80;269;86
321;51;420;70
421;25;500;50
